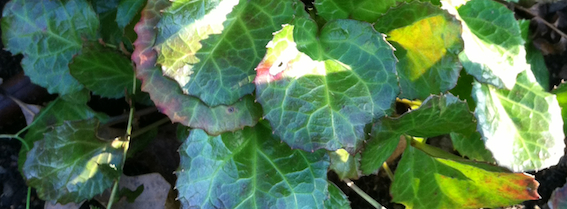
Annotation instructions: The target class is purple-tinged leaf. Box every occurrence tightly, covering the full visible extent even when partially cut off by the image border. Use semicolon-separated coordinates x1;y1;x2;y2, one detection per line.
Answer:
131;0;261;135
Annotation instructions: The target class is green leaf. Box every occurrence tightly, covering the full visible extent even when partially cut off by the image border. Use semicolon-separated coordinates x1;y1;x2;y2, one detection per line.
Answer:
155;0;297;106
552;82;567;135
132;0;262;134
473;70;564;171
391;145;540;209
255;20;398;153
376;2;463;99
1;0;99;95
70;43;135;98
176;123;330;208
456;0;528;89
329;149;360;180
325;181;351;209
361;94;476;175
314;0;441;23
23;119;126;203
450;132;495;163
314;0;397;22
117;0;146;29
20;98;108;170
519;19;549;91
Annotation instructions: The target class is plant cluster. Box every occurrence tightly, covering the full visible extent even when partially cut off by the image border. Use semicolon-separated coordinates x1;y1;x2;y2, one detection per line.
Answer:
1;0;566;208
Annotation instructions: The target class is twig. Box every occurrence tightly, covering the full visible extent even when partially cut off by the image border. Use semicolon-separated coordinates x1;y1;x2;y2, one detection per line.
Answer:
511;2;567;40
382;162;395;181
343;179;385;209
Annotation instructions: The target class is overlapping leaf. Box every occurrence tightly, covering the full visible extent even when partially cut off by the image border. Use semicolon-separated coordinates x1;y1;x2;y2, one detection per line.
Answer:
375;2;463;99
70;43;134;98
132;0;261;135
23;119;126;203
1;0;98;95
520;20;549;90
474;70;564;172
314;0;441;23
20;97;108;169
329;149;360;180
361;94;476;175
552;82;567;134
453;0;529;89
176;123;331;208
117;0;146;29
391;145;540;209
450;132;495;163
325;182;351;209
155;0;297;106
255;20;398;153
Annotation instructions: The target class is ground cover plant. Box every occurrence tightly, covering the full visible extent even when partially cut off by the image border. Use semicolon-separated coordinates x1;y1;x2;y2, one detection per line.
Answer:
1;0;566;208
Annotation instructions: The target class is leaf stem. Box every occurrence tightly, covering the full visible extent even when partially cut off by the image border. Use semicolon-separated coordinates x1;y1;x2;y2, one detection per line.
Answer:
382;162;395;181
343;179;385;209
0;134;30;151
131;117;170;139
107;77;137;209
409;137;465;162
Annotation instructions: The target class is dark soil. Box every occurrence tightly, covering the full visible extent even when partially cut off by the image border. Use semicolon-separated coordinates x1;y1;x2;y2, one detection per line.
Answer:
1;1;567;209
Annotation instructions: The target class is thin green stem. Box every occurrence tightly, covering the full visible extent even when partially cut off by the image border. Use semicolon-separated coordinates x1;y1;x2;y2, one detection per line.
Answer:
26;187;31;209
0;134;29;151
382;162;394;181
107;77;137;209
131;117;170;139
343;179;384;209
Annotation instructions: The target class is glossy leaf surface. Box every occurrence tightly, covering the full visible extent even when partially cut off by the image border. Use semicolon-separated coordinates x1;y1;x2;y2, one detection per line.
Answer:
456;0;528;89
376;2;463;99
132;0;261;134
1;0;98;95
23;119;126;203
70;44;134;99
391;145;540;209
176;123;330;208
255;21;398;153
155;0;296;106
361;94;476;174
473;71;564;171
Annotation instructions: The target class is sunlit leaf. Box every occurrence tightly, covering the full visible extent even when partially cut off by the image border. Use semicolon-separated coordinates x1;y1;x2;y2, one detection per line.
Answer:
376;1;463;99
176;123;329;208
455;0;528;89
391;145;540;209
361;94;476;175
329;149;360;180
473;71;564;171
552;82;567;135
132;0;261;134
155;0;297;106
23;119;126;203
20;98;108;170
255;20;398;153
1;0;98;95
